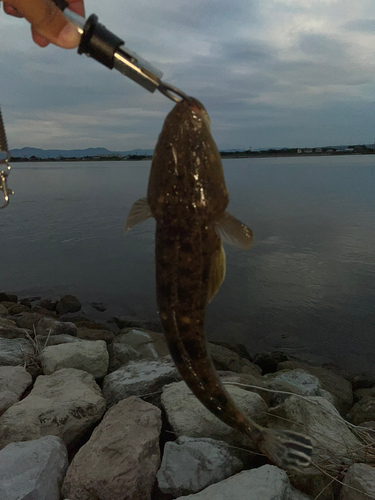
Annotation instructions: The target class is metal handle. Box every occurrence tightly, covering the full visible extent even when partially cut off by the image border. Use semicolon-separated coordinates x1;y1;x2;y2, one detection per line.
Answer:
0;107;13;209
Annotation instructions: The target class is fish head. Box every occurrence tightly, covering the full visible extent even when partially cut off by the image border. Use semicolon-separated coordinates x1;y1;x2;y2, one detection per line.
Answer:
147;97;229;224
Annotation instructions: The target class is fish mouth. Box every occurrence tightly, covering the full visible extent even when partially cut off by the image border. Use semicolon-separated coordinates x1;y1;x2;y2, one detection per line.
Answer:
184;97;211;126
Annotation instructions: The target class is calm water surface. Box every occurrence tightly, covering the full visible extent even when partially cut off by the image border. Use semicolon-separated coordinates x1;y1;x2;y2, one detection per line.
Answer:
1;156;374;374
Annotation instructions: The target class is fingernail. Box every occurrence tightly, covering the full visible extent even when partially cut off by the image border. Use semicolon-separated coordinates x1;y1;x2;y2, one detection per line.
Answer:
57;22;80;48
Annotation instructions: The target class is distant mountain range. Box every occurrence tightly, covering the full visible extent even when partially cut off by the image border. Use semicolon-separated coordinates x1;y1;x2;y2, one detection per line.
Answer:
10;144;375;160
10;147;154;159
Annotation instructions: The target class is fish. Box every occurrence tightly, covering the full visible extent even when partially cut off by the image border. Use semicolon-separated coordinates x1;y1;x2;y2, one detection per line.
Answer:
125;97;313;471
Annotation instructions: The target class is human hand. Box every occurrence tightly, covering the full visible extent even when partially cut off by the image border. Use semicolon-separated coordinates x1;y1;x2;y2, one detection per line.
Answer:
2;0;85;48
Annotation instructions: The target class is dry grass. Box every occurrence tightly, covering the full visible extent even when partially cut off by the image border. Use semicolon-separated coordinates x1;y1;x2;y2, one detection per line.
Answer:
20;326;52;370
223;380;375;499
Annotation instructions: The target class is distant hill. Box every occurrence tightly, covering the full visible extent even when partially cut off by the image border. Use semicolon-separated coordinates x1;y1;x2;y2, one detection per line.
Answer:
10;147;154;159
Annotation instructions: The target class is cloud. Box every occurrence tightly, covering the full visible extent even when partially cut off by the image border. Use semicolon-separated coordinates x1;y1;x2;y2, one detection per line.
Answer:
1;0;375;150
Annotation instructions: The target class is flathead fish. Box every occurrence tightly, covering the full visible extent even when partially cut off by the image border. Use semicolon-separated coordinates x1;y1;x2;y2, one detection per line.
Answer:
125;97;313;471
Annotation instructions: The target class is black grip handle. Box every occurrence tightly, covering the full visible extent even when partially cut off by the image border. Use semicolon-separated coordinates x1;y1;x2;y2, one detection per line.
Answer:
78;14;124;69
51;1;124;70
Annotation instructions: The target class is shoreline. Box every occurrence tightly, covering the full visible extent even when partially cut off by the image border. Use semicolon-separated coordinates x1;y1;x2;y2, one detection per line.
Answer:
9;151;375;163
1;291;375;499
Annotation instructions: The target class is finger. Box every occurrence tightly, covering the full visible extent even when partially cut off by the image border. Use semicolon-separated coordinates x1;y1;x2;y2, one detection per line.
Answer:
5;0;80;49
31;27;51;48
3;3;23;17
67;0;85;17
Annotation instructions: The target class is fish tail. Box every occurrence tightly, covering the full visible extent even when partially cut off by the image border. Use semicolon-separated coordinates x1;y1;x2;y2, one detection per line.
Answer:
259;428;313;471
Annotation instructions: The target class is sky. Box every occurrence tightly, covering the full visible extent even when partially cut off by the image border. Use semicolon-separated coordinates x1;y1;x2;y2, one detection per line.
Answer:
1;0;375;151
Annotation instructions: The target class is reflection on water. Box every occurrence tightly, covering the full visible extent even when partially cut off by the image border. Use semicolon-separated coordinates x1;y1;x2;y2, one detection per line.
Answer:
0;157;374;374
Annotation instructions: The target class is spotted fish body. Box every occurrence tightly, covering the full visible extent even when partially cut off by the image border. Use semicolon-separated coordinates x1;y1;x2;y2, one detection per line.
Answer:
126;98;313;471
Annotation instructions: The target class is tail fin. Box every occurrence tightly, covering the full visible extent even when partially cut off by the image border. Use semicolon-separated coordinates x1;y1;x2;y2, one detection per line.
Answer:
260;428;313;472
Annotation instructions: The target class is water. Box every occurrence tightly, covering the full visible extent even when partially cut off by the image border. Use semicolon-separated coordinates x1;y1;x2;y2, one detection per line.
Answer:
1;156;374;374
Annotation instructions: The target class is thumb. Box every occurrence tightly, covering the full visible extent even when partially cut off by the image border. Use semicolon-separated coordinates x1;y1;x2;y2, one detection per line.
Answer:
5;0;80;48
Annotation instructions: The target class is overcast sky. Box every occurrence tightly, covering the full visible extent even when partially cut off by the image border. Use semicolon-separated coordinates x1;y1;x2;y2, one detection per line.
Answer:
1;0;375;151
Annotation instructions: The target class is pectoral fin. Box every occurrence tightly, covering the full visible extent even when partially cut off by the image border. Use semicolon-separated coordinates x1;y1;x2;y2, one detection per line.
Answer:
207;244;226;303
215;211;254;250
124;197;153;231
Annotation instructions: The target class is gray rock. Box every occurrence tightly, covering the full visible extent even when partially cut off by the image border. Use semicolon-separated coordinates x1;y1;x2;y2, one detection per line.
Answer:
174;465;310;500
56;295;82;315
31;306;57;317
0;338;34;366
339;463;375;499
62;397;162;500
35;299;57;311
0;368;106;449
76;326;115;345
252;351;289;373
0;292;17;302
277;361;353;415
271;369;322;395
269;369;336;406
15;312;44;330
0;316;29;339
208;343;261;375
347;392;375;425
219;371;304;407
0;304;9;315
268;395;367;467
90;301;106;312
103;356;180;407
0;390;18;416
40;340;109;378
108;338;141;372
20;298;32;308
161;381;268;447
8;304;31;315
0;436;68;500
157;436;243;496
117;328;170;359
36;317;77;337
36;334;82;346
0;365;33;397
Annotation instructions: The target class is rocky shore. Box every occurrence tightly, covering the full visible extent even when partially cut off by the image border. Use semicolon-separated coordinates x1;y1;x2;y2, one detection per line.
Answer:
0;292;375;500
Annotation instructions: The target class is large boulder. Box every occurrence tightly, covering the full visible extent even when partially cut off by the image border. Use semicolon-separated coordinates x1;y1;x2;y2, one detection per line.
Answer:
0;292;17;302
15;312;45;330
76;327;115;345
36;317;77;337
347;388;375;425
0;338;34;366
103;356;180;407
161;381;268;447
339;463;375;500
157;436;243;497
174;465;310;500
37;334;82;346
0;436;68;500
208;343;261;375
277;361;353;415
0;317;29;340
108;339;141;373
268;395;368;467
117;328;170;359
56;295;82;315
62;397;162;500
40;339;109;378
0;368;106;449
0;366;33;415
0;304;9;315
7;304;31;315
